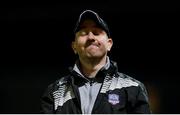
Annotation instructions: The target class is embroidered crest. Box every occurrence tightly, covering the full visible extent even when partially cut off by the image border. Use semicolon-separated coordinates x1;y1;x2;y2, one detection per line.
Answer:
108;94;120;105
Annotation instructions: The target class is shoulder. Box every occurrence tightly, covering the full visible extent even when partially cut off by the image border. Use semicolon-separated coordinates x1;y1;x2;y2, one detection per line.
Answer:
45;75;71;94
112;72;147;91
116;72;149;97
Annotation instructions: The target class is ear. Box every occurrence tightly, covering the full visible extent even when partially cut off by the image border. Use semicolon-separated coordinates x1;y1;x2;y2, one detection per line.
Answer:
107;38;113;51
71;41;77;54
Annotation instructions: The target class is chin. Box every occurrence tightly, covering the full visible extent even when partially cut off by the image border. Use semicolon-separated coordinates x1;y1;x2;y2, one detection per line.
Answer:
86;53;105;58
84;50;107;58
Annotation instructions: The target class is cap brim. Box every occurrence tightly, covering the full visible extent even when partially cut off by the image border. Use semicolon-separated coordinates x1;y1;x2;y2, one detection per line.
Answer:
74;10;110;37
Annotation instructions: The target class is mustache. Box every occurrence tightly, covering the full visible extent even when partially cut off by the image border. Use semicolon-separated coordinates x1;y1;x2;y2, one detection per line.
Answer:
85;39;100;48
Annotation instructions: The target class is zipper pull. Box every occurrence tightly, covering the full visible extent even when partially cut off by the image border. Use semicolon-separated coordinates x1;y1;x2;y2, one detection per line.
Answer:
90;79;94;86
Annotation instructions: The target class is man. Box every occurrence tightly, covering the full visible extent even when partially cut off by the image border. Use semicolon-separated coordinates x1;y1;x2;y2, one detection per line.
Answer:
40;10;151;114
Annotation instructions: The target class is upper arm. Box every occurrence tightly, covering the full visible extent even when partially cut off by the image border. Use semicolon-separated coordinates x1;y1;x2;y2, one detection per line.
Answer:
40;85;54;113
132;83;152;113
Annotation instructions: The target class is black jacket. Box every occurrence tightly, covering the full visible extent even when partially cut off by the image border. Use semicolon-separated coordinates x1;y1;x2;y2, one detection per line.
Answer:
40;61;151;114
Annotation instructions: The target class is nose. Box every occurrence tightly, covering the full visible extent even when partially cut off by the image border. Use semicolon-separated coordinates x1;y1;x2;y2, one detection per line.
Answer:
87;32;95;40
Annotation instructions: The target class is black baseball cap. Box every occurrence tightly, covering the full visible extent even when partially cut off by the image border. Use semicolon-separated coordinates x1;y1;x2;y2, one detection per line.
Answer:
74;10;110;38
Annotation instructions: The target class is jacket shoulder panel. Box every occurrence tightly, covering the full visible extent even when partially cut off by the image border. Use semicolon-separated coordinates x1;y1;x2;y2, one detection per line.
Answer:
108;72;140;91
52;75;75;111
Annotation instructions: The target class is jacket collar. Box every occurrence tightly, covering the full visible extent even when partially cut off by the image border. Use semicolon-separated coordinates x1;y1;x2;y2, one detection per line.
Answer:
69;57;118;86
72;56;111;81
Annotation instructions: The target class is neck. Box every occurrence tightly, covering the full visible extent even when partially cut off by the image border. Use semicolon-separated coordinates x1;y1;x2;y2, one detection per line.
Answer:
79;56;107;78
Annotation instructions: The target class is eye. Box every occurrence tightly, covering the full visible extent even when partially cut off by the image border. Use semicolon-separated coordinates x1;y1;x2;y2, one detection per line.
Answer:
78;31;88;36
93;31;100;35
92;29;102;36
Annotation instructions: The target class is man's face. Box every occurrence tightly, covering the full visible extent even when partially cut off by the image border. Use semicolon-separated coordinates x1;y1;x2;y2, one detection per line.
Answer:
72;20;113;60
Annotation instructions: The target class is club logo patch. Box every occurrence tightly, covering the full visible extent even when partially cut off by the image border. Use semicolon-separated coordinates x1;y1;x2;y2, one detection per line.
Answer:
108;94;120;105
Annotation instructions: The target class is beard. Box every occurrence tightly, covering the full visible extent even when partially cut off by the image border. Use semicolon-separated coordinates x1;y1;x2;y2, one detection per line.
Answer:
78;48;107;66
76;39;110;63
79;44;107;61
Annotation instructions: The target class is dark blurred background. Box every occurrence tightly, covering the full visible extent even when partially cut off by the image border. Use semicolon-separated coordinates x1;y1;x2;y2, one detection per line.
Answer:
0;2;179;113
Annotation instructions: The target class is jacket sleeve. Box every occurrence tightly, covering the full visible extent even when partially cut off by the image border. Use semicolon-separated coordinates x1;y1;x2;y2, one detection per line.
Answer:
131;83;152;113
40;84;55;113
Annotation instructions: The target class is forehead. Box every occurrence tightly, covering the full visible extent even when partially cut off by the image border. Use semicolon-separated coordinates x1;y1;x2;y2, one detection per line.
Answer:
79;19;99;29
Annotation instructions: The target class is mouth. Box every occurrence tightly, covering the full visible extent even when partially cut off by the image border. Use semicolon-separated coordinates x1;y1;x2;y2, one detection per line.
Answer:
90;44;99;48
90;43;99;46
85;41;100;48
86;43;100;49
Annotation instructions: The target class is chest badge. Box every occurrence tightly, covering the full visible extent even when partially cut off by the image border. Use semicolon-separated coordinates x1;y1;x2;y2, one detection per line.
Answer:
108;94;120;105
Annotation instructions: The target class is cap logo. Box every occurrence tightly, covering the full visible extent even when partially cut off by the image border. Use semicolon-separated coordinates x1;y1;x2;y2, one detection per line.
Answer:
108;94;120;105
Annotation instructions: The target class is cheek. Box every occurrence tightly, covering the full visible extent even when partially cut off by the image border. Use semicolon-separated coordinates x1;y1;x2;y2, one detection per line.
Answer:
76;37;86;44
75;38;86;50
99;39;109;48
